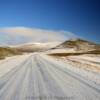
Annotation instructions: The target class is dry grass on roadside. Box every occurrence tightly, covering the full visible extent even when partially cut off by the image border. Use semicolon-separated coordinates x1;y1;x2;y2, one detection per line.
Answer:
0;47;22;60
48;50;100;57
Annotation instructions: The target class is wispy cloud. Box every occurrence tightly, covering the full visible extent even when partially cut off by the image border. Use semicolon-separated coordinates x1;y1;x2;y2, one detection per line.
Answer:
0;27;77;45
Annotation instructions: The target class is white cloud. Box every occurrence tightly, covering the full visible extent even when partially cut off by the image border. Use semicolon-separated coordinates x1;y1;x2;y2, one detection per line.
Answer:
0;27;77;45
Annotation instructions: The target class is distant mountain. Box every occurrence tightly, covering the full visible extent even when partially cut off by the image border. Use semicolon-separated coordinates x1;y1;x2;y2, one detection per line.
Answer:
54;38;100;52
0;42;61;59
14;42;61;52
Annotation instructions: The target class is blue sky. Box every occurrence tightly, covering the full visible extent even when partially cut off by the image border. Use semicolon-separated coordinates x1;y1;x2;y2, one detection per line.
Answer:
0;0;100;43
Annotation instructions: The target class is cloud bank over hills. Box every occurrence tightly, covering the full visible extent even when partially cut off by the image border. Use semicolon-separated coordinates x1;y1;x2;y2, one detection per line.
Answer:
0;27;77;45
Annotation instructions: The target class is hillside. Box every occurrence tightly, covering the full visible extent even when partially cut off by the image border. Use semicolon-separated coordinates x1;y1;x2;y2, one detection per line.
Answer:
55;38;100;51
0;47;22;59
15;42;60;52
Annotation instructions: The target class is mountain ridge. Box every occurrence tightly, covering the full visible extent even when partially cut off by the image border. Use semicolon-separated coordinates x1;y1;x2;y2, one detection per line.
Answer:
54;38;100;51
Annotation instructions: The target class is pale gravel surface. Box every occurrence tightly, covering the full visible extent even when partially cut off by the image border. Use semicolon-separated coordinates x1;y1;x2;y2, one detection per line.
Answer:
54;55;100;85
0;53;100;100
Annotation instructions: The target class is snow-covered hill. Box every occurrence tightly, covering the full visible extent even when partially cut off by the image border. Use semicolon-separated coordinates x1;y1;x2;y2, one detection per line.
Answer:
14;42;61;52
56;38;100;51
